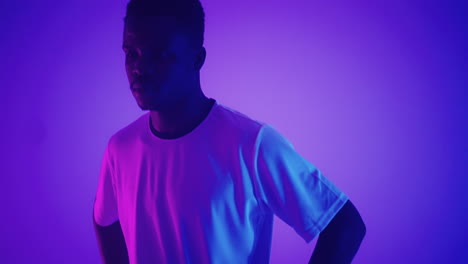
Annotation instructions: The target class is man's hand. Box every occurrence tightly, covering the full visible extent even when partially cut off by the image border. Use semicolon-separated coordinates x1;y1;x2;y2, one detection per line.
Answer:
309;199;366;264
93;213;129;264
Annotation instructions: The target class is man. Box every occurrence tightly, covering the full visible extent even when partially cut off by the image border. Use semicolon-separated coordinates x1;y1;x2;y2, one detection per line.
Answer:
93;0;366;263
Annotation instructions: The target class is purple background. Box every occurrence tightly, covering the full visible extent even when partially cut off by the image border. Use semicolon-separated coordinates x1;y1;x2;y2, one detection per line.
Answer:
1;0;467;263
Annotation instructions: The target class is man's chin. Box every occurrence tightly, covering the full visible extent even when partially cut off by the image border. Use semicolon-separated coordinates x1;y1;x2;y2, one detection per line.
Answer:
137;101;163;111
136;101;152;111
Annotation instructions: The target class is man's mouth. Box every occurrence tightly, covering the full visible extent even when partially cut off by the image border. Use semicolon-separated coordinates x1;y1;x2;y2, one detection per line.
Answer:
132;82;145;90
132;85;159;95
133;88;144;93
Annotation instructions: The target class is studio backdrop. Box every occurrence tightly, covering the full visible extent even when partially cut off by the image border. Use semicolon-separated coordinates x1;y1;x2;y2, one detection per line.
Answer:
1;0;466;263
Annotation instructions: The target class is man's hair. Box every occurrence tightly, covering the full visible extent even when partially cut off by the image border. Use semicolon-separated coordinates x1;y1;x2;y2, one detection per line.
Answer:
124;0;205;48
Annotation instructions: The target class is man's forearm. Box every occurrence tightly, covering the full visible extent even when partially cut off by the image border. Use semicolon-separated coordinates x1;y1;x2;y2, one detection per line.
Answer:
309;200;366;264
93;217;129;264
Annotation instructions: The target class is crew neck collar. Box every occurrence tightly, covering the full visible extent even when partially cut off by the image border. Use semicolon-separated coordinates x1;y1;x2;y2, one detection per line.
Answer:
147;98;218;143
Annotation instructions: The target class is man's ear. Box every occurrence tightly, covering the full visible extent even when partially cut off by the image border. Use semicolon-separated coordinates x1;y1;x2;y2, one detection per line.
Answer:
194;46;206;71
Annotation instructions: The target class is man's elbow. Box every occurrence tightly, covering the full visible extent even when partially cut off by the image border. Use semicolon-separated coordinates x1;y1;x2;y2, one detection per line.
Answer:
350;201;366;240
323;199;366;241
354;217;366;242
348;202;366;238
310;200;365;264
358;215;366;238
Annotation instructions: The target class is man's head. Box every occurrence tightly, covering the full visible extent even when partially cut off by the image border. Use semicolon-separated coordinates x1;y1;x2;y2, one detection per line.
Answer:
123;0;206;111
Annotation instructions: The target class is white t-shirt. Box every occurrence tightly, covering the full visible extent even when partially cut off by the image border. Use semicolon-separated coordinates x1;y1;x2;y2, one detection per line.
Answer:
93;99;349;264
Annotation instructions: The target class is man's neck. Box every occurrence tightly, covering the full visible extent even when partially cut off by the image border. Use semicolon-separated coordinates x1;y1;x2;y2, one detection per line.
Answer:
149;93;213;139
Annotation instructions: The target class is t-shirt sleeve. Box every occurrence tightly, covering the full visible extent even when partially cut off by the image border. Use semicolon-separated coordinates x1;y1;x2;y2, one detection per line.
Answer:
253;124;349;243
93;139;119;226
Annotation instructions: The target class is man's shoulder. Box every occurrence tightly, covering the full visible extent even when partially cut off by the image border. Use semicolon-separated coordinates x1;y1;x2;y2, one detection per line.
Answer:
215;103;265;133
108;112;149;148
216;104;293;150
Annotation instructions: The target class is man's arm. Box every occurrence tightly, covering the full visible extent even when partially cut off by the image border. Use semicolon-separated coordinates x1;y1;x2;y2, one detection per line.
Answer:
309;199;366;264
93;213;129;264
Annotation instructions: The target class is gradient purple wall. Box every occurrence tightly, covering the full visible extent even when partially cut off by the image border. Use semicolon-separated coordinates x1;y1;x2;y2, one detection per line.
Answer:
1;0;467;263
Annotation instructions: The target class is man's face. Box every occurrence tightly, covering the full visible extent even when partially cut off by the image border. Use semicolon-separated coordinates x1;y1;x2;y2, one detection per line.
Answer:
123;16;197;111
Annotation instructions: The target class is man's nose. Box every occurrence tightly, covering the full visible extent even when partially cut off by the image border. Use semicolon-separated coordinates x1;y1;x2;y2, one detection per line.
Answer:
131;58;155;77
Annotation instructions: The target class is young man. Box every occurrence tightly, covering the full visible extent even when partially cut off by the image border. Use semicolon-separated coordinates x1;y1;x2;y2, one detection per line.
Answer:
93;0;366;263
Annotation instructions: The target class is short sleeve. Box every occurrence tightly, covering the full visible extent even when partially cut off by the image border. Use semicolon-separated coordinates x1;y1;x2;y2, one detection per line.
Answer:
253;124;349;243
93;139;119;226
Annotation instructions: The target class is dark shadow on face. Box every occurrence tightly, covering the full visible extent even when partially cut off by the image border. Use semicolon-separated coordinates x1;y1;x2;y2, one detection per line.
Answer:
123;16;199;111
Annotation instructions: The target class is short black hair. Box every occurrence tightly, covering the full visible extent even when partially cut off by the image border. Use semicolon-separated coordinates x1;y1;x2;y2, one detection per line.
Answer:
124;0;205;48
